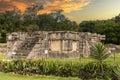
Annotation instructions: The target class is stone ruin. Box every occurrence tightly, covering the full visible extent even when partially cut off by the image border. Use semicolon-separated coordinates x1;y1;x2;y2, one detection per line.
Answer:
6;31;105;59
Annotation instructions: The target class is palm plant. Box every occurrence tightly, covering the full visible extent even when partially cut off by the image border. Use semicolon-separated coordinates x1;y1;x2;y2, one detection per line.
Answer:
79;42;120;80
90;42;110;63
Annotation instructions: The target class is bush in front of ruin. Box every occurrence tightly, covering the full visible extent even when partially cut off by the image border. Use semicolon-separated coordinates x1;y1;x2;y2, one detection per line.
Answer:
0;59;82;77
79;42;120;80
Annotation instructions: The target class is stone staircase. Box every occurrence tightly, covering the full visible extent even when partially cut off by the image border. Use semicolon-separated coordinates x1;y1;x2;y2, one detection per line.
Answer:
16;37;38;57
7;37;38;58
27;33;49;59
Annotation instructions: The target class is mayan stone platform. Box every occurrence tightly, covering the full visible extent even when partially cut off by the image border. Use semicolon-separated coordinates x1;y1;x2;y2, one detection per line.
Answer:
6;31;105;59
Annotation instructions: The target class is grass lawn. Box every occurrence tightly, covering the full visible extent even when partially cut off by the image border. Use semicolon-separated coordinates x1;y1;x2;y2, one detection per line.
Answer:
105;53;120;65
0;72;80;80
43;54;120;65
0;53;120;65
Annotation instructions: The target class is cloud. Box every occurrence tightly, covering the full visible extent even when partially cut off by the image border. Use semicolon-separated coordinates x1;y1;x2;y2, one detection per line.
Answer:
0;0;90;14
0;0;13;12
0;0;28;12
12;1;28;12
38;0;90;14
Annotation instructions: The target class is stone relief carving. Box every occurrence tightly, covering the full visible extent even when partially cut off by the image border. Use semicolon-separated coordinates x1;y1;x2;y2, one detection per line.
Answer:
6;31;105;59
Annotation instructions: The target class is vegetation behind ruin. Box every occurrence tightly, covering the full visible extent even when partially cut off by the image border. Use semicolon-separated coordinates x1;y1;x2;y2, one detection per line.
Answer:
0;6;120;44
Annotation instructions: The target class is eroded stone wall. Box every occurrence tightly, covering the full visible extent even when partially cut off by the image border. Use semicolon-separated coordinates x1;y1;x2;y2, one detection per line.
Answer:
6;31;105;59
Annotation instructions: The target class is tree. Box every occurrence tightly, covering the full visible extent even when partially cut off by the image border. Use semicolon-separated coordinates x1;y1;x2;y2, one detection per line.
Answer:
36;14;56;31
26;24;39;32
113;14;120;22
23;3;43;20
0;30;6;43
78;21;95;32
51;10;66;23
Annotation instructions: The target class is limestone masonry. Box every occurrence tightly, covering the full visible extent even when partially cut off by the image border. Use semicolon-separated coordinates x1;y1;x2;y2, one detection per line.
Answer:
6;31;105;59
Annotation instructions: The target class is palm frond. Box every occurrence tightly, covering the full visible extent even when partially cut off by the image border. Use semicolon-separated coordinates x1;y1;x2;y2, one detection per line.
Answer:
90;42;109;62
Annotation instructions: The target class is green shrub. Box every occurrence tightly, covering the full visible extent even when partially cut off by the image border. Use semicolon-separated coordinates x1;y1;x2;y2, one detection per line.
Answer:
0;59;82;77
79;62;119;80
0;54;119;80
79;42;120;80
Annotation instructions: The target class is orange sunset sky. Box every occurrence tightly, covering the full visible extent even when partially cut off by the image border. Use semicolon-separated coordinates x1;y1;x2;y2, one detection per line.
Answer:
0;0;120;23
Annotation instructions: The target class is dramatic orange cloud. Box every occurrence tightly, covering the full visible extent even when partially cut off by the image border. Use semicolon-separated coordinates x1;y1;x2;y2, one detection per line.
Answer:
0;0;29;12
38;0;90;14
12;1;28;13
0;0;28;12
0;0;90;14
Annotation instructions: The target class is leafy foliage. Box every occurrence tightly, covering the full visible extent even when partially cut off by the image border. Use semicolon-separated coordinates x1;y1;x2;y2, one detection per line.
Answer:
0;59;82;77
90;42;109;62
79;42;120;80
